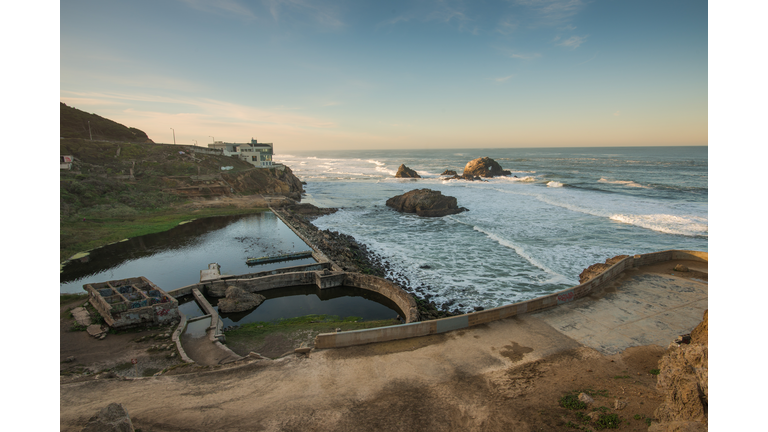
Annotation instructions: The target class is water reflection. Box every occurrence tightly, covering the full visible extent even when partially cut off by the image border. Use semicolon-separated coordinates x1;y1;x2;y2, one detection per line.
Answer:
60;212;316;293
177;285;401;326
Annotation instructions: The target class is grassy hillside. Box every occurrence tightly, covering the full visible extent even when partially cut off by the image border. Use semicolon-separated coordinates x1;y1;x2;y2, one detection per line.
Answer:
60;102;153;142
59;138;302;261
60;139;257;216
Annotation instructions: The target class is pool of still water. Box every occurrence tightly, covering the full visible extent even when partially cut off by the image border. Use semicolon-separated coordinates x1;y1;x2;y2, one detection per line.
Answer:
178;284;403;326
61;212;401;322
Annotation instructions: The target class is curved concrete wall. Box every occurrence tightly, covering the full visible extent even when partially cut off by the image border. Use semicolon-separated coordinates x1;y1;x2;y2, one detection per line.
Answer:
167;270;419;324
314;250;707;349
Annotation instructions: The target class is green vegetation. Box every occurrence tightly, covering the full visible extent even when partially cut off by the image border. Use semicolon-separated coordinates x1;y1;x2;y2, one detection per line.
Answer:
594;413;621;429
60;102;152;142
224;314;399;354
60;293;88;305
59;137;279;261
649;368;660;375
559;394;587;411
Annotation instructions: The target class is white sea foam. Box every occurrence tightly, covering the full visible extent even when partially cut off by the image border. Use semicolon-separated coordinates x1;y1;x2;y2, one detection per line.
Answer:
469;225;572;285
547;181;564;187
598;178;648;188
609;214;708;237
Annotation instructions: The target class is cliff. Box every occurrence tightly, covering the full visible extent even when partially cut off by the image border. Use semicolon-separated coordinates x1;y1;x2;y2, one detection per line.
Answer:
60;138;304;217
651;310;708;431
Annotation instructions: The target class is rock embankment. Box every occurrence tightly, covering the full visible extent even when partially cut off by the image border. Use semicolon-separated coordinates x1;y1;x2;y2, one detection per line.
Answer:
395;164;421;178
273;204;384;275
273;204;459;320
385;189;467;217
651;310;708;431
578;255;630;283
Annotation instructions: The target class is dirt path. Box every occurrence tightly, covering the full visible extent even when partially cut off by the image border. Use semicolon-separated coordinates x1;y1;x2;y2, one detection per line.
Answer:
60;262;705;431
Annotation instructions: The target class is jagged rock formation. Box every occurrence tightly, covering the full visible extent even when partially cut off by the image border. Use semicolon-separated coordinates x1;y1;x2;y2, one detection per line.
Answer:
651;310;708;431
81;403;135;432
441;170;458;176
578;255;630;283
385;189;467;217
395;164;421;178
217;286;266;313
462;157;511;178
222;166;304;201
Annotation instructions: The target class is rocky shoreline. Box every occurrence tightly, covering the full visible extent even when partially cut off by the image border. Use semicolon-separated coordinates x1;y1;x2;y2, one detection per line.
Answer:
273;204;460;320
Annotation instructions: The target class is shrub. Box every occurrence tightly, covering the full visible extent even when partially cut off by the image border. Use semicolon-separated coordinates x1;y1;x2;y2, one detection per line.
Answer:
594;413;621;429
560;394;587;410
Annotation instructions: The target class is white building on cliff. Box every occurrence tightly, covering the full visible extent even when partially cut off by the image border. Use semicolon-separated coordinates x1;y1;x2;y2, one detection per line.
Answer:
208;138;278;168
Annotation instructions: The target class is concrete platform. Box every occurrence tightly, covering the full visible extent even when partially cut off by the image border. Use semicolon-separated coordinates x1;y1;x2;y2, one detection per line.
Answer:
534;261;707;355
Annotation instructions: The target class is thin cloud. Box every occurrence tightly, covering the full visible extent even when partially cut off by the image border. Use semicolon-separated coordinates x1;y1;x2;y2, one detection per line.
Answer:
61;91;336;129
557;35;587;49
264;0;344;29
515;0;586;26
494;74;515;83
178;0;257;20
499;48;542;60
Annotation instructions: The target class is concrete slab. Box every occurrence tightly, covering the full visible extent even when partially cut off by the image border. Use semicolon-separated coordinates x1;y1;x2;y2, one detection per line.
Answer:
71;307;91;327
535;266;707;355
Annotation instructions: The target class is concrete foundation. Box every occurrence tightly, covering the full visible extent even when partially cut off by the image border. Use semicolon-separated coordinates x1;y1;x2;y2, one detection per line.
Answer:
84;277;179;328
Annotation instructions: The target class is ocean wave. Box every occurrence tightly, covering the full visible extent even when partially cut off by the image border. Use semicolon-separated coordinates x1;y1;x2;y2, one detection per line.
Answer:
547;181;564;187
609;214;708;237
598;178;648;188
469;226;572;285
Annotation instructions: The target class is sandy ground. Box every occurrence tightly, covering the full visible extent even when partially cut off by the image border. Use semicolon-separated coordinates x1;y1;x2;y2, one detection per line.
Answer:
60;260;706;431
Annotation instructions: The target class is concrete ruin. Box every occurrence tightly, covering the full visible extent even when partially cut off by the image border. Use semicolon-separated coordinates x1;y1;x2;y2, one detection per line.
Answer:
84;277;179;328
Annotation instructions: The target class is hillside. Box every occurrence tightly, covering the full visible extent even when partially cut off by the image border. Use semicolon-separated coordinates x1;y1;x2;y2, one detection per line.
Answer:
60;138;305;261
60;102;153;142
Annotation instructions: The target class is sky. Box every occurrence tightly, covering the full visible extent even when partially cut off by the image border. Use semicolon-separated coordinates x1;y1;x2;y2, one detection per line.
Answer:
58;0;709;151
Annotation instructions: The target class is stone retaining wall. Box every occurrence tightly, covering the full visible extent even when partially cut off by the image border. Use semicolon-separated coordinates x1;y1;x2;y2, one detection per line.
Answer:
314;250;707;349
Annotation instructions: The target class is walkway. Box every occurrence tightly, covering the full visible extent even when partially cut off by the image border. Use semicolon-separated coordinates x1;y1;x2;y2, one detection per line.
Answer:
60;259;707;432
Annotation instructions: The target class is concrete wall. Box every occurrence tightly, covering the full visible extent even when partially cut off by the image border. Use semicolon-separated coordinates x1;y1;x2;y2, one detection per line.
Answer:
167;269;418;324
314;250;708;349
85;277;179;328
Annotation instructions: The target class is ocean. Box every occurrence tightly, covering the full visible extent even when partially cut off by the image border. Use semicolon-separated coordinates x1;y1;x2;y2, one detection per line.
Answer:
279;146;708;313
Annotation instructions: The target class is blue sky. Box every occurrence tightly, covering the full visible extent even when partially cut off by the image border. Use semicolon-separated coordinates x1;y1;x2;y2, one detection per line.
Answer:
59;0;708;150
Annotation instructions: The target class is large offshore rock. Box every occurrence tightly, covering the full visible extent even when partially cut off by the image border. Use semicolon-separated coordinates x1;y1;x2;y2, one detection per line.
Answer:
395;164;421;178
217;286;266;313
385;189;467;217
462;157;511;178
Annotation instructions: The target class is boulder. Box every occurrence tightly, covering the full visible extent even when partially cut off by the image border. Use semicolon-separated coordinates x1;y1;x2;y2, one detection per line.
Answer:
578;255;630;283
441;170;458;176
81;403;134;432
385;189;467;217
462;157;511;178
217;286;266;313
395;164;421;178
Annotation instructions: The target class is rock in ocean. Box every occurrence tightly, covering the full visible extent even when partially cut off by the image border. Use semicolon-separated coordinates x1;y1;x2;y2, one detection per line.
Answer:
385;189;467;217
